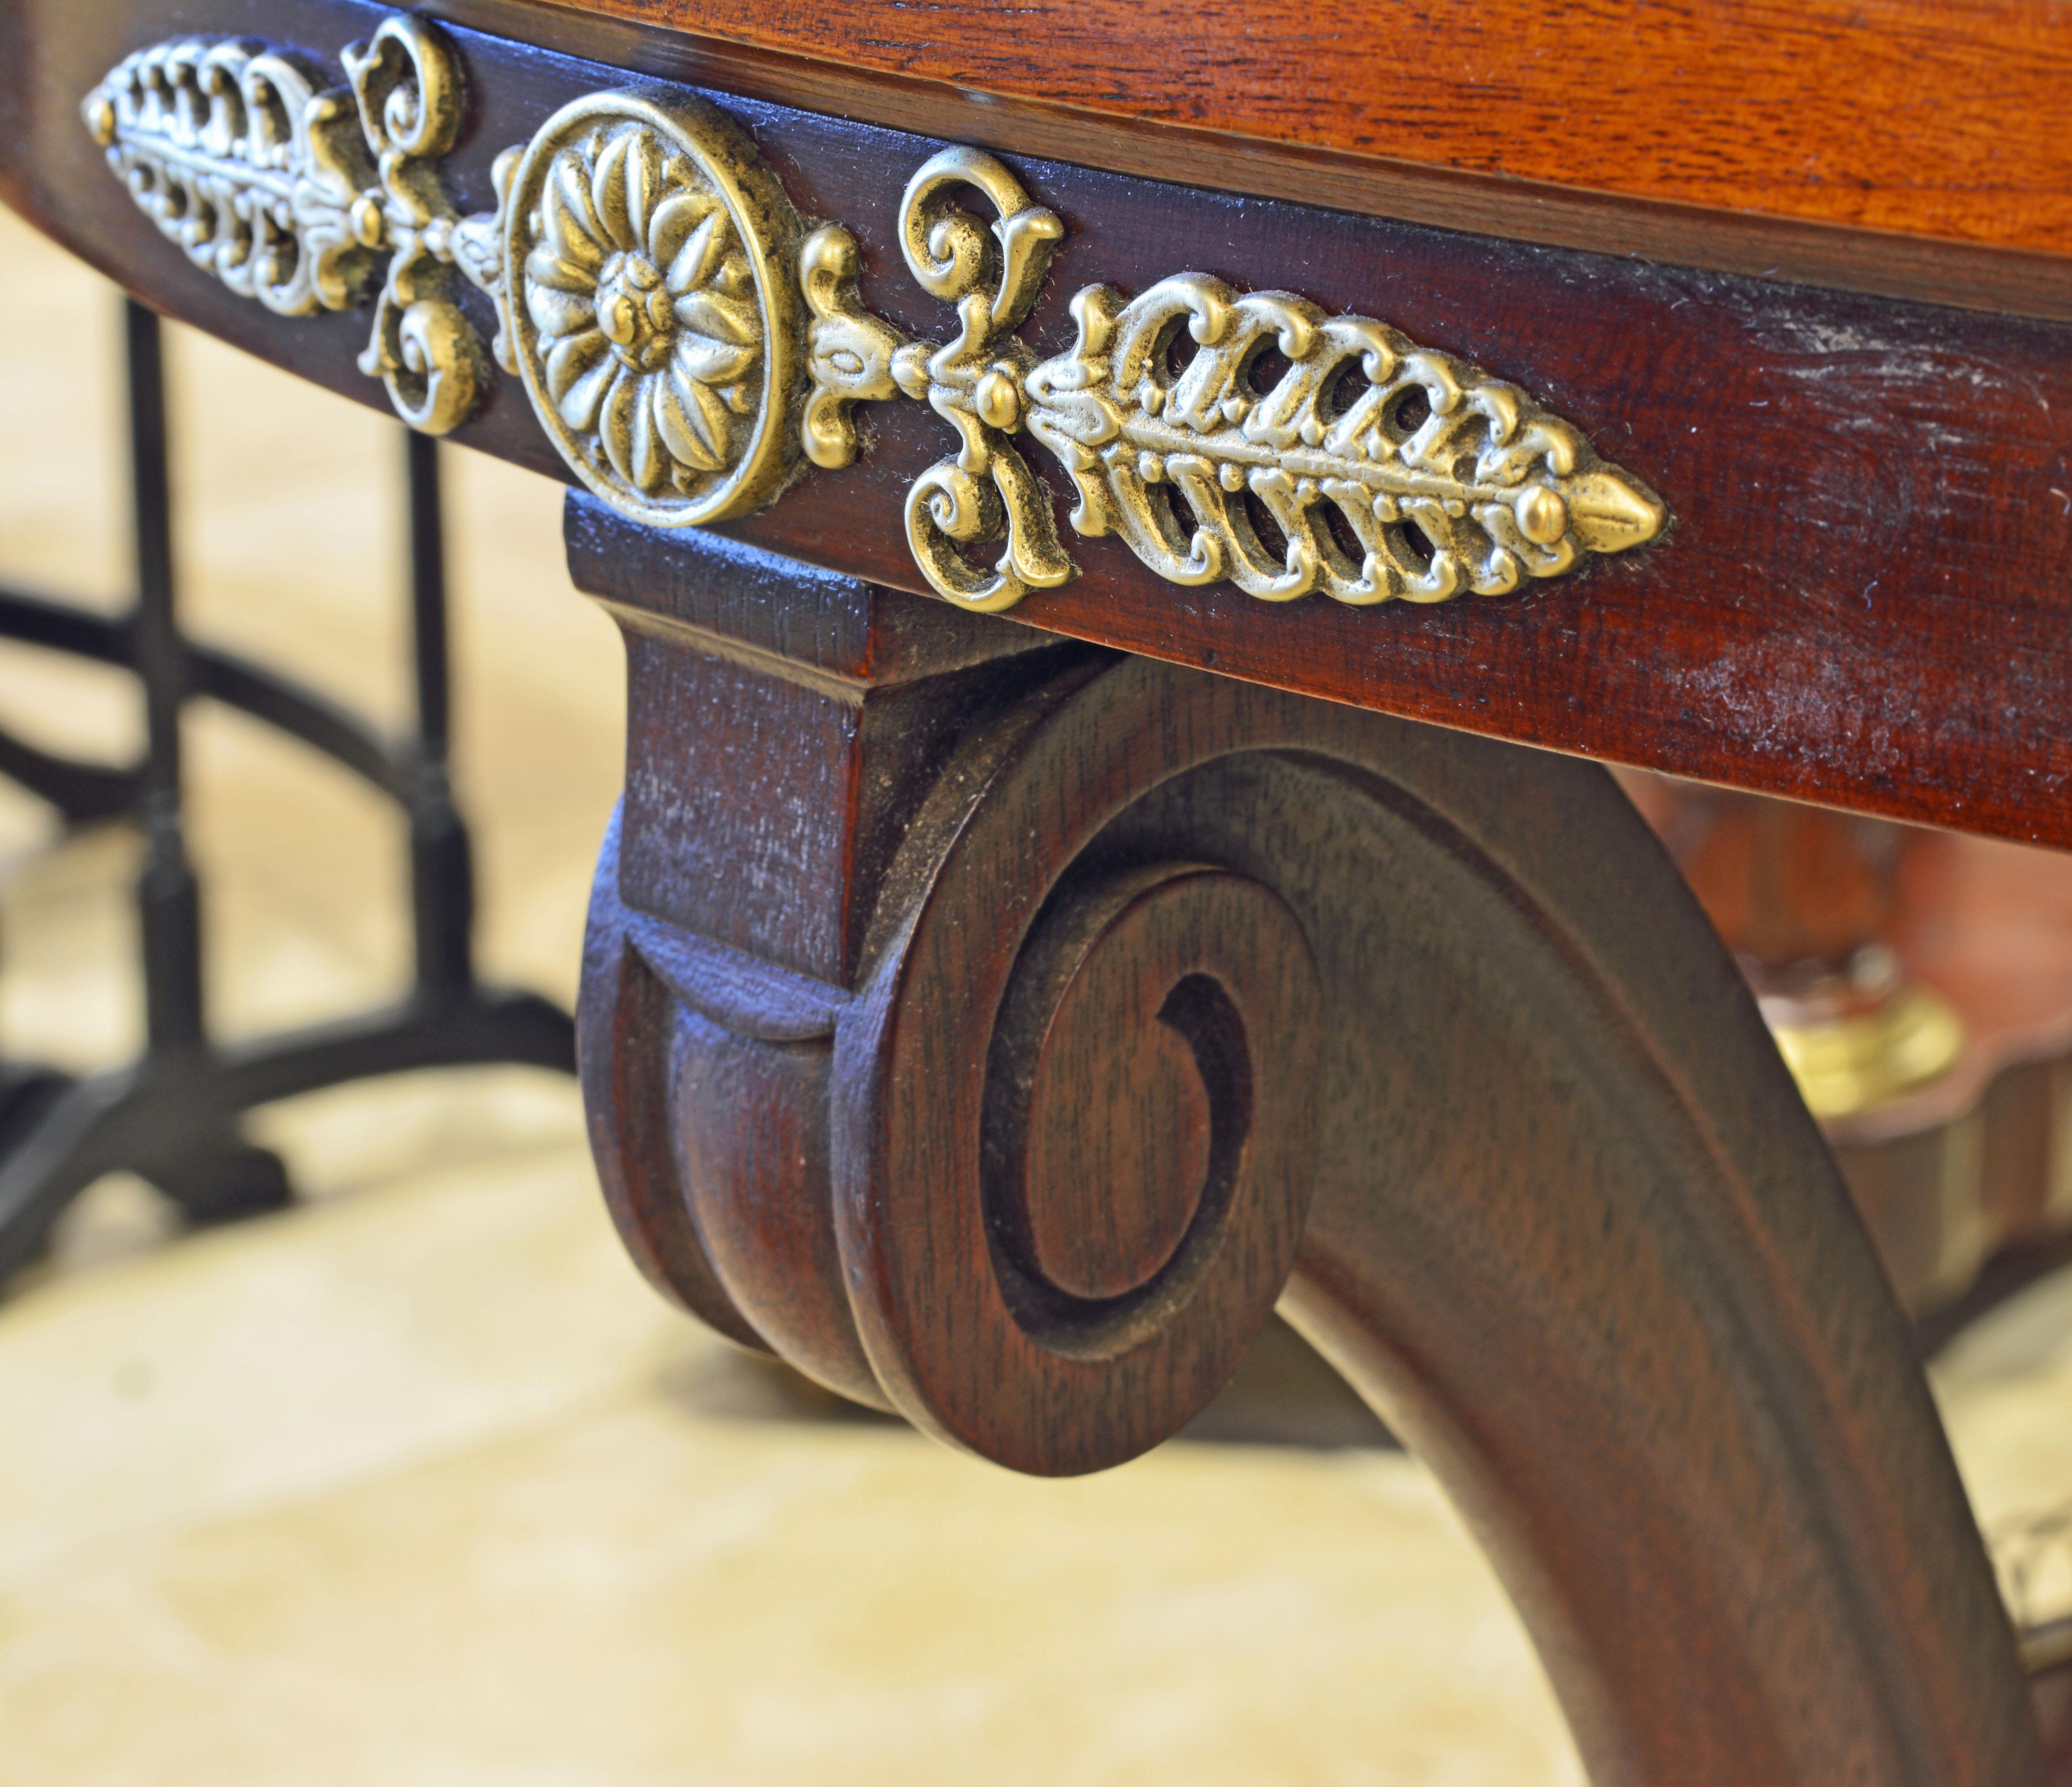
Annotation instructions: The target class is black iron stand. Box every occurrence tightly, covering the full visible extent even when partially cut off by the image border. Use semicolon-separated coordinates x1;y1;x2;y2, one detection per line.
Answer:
0;300;575;1281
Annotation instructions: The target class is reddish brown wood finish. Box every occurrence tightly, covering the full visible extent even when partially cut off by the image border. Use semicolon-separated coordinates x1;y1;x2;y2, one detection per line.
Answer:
530;0;2072;260
435;0;2072;320
1640;791;1906;983
6;2;2064;1768
10;0;2072;850
575;515;2043;1783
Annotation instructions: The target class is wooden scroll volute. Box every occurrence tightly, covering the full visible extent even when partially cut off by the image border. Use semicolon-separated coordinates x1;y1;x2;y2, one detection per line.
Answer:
573;502;1321;1471
573;513;2039;1777
837;758;1323;1475
583;741;1325;1470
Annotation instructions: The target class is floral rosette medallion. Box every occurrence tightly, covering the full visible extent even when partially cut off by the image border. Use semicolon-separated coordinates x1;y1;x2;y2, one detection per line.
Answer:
502;90;803;526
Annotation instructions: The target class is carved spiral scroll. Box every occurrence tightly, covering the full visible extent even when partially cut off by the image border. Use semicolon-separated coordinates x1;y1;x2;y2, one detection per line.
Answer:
580;705;1323;1468
843;776;1319;1469
985;864;1311;1334
583;638;2038;1779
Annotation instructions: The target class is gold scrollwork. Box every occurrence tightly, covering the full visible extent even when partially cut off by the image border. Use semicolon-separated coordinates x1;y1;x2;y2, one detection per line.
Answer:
87;25;802;513
88;25;1664;608
338;16;488;433
84;17;505;435
799;224;915;470
803;149;1074;613
805;159;1666;612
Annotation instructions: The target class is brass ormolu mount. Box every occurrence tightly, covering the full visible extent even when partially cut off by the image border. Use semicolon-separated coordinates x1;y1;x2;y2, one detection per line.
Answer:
84;18;507;434
84;17;1666;614
802;147;1665;614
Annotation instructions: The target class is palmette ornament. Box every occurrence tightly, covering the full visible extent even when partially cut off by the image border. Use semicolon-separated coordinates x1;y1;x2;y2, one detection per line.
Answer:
1023;275;1664;606
798;150;1662;612
84;14;1665;607
83;16;503;434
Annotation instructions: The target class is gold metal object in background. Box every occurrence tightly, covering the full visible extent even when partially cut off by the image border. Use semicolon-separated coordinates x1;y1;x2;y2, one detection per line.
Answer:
1767;984;1967;1121
501;93;802;528
85;21;1666;602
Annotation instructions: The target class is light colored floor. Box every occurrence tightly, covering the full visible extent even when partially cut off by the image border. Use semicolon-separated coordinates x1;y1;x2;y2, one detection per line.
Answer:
0;206;2068;1783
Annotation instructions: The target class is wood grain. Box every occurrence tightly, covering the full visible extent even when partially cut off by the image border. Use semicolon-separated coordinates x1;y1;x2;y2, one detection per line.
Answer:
520;0;2072;261
576;523;2043;1778
420;0;2072;319
12;0;2072;848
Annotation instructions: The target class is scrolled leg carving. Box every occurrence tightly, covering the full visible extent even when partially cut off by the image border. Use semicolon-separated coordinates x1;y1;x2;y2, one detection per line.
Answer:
576;818;773;1361
986;864;1316;1331
850;843;1322;1473
572;511;2042;1784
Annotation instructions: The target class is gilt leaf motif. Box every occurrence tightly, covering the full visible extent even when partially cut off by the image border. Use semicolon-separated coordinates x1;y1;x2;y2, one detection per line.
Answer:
84;25;1666;606
804;166;1667;612
82;38;378;319
1025;275;1666;605
82;17;504;434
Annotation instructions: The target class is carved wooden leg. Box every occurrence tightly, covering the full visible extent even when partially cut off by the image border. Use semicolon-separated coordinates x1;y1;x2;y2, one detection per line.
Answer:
571;502;2043;1785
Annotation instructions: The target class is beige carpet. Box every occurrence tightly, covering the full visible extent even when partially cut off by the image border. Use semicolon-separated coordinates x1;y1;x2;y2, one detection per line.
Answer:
0;205;2067;1784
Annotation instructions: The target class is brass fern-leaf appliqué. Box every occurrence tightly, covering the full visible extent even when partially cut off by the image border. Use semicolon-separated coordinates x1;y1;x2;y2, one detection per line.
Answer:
1025;274;1664;606
803;187;1668;616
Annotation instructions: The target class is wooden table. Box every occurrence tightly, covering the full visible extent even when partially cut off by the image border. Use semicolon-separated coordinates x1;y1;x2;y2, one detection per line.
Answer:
5;1;2069;1777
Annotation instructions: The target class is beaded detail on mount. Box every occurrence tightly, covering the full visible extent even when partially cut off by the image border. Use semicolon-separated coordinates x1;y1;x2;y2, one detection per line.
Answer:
87;19;1666;601
802;150;1665;612
84;17;505;433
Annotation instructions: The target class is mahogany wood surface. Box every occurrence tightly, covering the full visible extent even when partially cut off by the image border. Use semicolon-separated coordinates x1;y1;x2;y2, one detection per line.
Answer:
529;0;2072;264
9;0;2072;852
436;0;2072;320
8;2;2067;1768
575;516;2043;1782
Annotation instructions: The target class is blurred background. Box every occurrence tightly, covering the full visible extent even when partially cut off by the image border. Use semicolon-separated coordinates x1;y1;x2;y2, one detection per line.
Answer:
0;203;2068;1783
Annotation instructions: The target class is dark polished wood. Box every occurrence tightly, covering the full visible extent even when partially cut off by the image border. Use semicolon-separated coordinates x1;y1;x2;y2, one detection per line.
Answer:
7;0;2068;1774
9;0;2072;850
574;512;2041;1782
